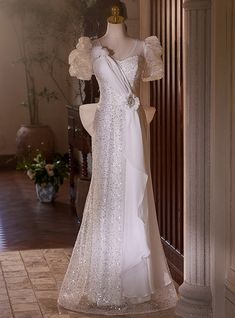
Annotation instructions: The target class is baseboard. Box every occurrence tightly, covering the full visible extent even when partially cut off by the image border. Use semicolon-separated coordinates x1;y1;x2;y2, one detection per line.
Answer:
0;154;17;169
162;238;184;285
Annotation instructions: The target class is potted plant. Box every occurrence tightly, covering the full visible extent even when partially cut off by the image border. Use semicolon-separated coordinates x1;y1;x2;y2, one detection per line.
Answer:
0;0;92;161
18;152;69;202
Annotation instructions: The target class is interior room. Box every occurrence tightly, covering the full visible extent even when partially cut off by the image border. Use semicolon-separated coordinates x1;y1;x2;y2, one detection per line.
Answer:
0;0;234;317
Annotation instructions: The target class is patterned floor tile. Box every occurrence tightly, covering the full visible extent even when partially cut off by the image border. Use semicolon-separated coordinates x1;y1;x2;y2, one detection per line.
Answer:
3;270;28;278
27;272;53;279
0;301;11;309
0;252;21;262
26;266;51;274
44;315;70;318
12;302;41;312
30;277;57;291
14;311;43;318
0;291;10;302
8;289;37;304
35;290;59;314
2;264;26;272
5;276;32;290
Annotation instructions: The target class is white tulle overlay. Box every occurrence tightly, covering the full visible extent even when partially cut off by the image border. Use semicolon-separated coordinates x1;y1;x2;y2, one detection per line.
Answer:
58;36;177;315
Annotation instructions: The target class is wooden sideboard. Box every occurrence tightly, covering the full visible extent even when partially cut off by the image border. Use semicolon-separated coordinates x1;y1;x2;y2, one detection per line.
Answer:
67;105;91;219
66;76;99;220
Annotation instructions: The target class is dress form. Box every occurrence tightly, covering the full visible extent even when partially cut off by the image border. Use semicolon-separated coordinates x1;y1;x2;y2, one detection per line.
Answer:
99;6;137;61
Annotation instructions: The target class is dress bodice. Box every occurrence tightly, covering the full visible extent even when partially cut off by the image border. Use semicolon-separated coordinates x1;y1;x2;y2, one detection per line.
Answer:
68;36;164;115
68;35;164;87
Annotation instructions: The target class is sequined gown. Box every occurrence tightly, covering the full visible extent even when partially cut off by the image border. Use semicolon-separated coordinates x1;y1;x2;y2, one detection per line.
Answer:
58;36;177;315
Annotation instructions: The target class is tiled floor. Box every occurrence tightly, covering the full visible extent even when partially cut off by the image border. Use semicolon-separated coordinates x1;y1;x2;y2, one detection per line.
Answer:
0;248;179;318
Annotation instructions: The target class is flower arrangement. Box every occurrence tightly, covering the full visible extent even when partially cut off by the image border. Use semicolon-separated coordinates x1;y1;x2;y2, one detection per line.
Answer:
19;152;69;193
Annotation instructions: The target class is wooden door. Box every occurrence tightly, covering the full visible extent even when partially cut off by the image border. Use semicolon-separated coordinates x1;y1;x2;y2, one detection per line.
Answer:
150;0;184;284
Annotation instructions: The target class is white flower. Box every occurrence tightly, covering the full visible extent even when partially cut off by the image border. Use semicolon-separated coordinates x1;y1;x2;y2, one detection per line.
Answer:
91;46;109;60
126;94;140;110
27;170;35;180
45;164;54;176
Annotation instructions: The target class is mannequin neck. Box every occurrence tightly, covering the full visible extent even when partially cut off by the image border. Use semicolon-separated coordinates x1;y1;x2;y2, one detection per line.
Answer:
104;22;127;39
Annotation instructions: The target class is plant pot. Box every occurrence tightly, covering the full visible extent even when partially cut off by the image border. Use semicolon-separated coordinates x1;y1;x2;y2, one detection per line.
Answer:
35;183;56;203
16;124;54;162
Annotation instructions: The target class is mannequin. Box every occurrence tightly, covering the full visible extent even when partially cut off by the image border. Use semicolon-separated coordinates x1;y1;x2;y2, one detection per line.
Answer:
98;6;137;61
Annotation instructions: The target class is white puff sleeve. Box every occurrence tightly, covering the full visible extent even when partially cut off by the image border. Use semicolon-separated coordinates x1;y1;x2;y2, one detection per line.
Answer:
68;37;93;81
142;36;164;82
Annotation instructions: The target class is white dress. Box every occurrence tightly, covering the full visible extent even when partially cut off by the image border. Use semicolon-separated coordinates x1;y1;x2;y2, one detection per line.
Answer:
58;36;177;315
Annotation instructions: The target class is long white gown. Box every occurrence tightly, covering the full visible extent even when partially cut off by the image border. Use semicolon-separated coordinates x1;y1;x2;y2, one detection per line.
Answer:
58;36;177;315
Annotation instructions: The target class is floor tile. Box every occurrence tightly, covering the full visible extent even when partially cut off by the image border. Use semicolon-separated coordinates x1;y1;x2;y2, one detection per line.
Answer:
0;314;13;318
8;288;36;304
23;258;48;268
1;264;25;272
28;271;53;279
44;315;70;318
0;291;10;302
35;290;59;314
20;250;44;258
3;270;28;278
30;277;57;291
1;260;24;267
62;248;73;259
12;302;41;312
5;276;32;290
14;311;43;318
26;265;51;274
0;251;21;262
0;301;13;318
37;298;59;314
0;285;8;295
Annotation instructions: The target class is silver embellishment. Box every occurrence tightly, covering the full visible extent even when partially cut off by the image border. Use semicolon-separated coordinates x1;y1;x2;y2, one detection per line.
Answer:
127;94;140;110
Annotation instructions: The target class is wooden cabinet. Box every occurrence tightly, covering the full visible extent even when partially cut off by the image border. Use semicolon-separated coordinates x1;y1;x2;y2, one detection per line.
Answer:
67;105;91;218
66;77;99;220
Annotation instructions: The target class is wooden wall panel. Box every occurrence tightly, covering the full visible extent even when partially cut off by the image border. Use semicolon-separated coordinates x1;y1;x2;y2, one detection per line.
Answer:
150;0;184;284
